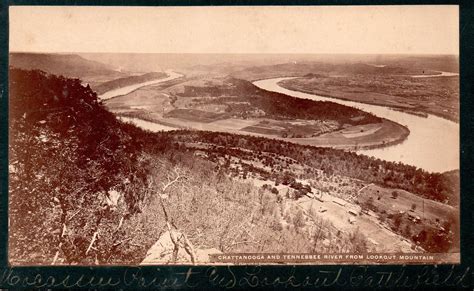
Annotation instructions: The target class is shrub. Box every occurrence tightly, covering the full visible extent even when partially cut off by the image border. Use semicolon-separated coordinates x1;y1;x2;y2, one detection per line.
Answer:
391;191;399;199
293;209;306;230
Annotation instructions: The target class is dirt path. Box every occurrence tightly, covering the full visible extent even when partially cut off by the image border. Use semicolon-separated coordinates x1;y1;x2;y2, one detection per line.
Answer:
294;195;415;252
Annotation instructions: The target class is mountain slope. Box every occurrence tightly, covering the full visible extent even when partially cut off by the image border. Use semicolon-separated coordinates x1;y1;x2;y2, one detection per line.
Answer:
10;53;126;85
9;68;160;264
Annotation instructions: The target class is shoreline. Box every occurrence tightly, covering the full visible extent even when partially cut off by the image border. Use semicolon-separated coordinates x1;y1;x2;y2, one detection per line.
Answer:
99;71;184;101
115;111;409;152
278;80;459;123
350;121;410;150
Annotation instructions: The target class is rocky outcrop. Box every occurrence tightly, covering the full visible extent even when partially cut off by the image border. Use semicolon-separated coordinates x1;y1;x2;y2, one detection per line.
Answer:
141;230;221;265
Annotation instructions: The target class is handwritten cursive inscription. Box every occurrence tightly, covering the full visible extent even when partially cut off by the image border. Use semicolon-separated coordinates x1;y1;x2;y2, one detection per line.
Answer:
0;265;471;289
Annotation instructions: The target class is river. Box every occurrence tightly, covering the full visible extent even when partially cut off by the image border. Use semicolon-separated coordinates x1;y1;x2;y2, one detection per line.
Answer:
103;70;458;173
99;70;184;100
253;77;459;173
411;71;459;78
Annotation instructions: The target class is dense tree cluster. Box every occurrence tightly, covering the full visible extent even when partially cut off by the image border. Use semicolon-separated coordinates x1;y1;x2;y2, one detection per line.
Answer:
177;77;382;126
163;130;458;205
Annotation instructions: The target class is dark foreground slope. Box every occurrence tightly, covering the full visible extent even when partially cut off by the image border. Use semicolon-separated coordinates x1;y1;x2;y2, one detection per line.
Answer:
9;68;166;264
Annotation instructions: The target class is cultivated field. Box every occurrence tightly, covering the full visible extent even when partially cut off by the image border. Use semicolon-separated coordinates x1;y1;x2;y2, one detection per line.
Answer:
105;75;409;150
280;74;459;122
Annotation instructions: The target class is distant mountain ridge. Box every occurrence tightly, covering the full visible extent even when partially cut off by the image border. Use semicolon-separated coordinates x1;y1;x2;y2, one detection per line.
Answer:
9;53;127;86
231;56;459;81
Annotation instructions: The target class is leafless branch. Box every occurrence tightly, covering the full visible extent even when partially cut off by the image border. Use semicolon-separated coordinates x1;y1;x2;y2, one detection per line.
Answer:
162;172;186;192
86;231;99;255
51;223;67;265
226;240;260;249
67;209;82;222
180;232;197;264
116;216;124;232
112;237;133;248
153;173;196;264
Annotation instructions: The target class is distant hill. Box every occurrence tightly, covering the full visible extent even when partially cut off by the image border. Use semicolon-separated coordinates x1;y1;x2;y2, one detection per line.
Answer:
232;55;459;81
231;62;415;81
9;53;127;85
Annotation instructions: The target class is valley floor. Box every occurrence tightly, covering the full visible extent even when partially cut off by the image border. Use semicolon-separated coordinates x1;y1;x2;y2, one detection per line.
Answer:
105;91;409;151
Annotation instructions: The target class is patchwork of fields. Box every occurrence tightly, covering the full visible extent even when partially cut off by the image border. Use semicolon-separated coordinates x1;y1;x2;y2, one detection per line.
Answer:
105;75;409;150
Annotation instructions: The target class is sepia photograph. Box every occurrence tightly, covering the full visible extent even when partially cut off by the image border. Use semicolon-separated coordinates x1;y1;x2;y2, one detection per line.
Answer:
8;5;460;265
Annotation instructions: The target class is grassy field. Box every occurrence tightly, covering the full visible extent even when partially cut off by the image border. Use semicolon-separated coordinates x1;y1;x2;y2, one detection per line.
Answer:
288;119;409;150
357;184;457;223
105;86;172;112
164;108;227;123
241;119;339;138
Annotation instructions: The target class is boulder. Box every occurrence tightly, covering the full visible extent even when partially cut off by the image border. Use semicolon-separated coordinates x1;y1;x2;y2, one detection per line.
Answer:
141;230;222;265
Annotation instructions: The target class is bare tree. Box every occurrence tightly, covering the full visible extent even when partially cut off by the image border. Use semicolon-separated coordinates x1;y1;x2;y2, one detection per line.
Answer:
154;167;197;264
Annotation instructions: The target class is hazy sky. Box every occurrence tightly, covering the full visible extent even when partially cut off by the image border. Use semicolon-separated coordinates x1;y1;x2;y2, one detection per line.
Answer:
10;5;458;54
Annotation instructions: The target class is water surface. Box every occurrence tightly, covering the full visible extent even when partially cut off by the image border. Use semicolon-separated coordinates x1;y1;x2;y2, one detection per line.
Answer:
99;71;183;100
254;77;459;173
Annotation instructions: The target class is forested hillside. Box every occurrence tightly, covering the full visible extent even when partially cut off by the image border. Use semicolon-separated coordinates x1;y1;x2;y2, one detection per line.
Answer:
164;130;459;205
9;68;164;264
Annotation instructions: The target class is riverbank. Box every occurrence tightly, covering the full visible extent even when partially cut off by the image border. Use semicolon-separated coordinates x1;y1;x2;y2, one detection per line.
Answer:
106;73;409;150
105;72;457;172
278;77;459;123
99;71;183;100
253;77;459;173
115;109;409;152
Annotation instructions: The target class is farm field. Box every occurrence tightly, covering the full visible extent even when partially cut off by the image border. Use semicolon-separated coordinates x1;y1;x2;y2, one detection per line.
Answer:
290;119;409;149
105;75;409;150
280;73;459;122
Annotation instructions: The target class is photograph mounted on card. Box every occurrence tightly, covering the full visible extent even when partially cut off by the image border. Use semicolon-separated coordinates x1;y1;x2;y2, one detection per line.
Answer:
8;5;459;266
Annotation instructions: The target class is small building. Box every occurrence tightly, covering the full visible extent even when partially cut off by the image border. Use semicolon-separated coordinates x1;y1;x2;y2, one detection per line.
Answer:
332;197;346;207
318;207;328;213
348;209;359;216
193;150;207;158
